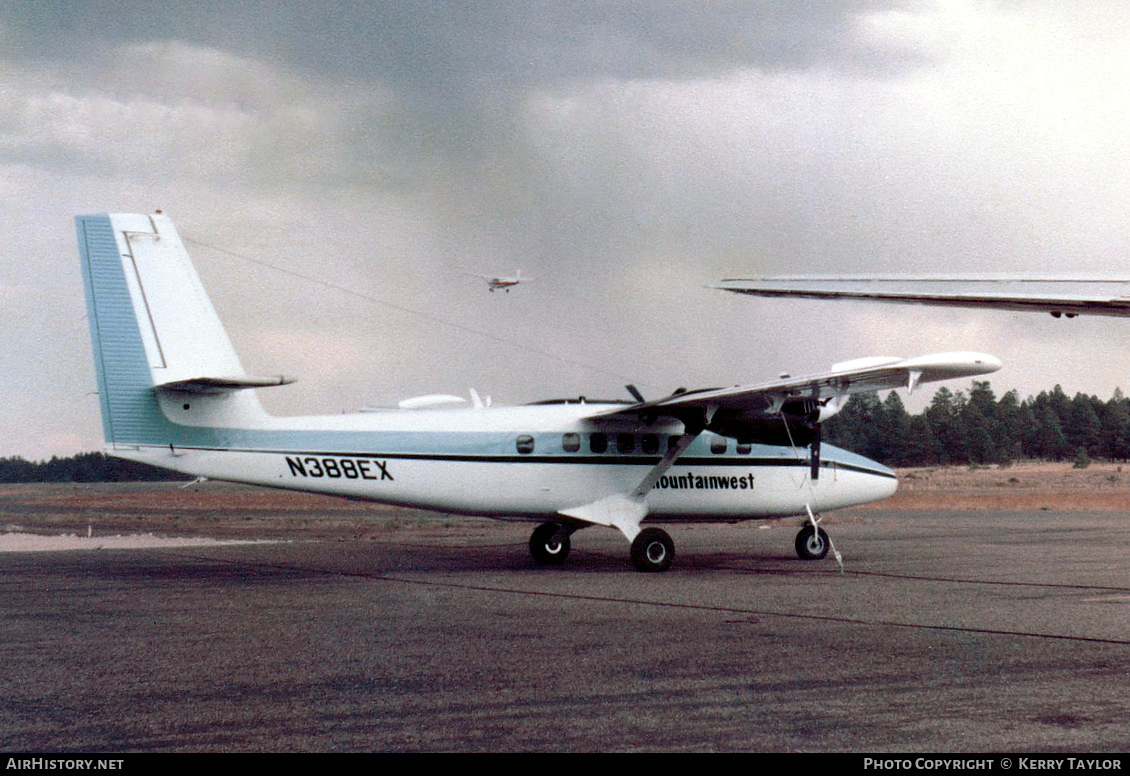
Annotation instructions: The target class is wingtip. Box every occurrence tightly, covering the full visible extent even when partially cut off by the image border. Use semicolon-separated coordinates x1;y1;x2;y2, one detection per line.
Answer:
900;351;1003;376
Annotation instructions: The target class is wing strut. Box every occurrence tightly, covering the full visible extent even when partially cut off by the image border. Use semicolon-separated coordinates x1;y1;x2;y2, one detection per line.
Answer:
631;430;699;498
558;429;701;541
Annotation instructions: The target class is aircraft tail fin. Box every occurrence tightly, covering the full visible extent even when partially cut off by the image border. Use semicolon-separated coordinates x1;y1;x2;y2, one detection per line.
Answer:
77;213;286;448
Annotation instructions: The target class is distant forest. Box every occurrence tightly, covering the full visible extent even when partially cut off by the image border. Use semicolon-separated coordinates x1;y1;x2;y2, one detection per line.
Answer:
0;452;186;483
1;380;1126;481
823;380;1130;468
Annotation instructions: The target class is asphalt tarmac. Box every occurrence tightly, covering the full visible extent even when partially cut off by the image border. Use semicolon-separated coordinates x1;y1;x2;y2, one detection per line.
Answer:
3;507;1130;752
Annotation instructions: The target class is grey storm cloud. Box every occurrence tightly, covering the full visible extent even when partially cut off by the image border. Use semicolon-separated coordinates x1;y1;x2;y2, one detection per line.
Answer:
2;1;926;159
6;2;915;78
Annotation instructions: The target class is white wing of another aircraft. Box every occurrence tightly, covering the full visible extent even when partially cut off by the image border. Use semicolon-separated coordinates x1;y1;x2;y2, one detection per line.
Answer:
712;277;1130;318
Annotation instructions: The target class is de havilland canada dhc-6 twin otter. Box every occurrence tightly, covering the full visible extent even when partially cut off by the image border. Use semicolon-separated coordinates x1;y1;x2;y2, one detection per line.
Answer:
77;213;1002;572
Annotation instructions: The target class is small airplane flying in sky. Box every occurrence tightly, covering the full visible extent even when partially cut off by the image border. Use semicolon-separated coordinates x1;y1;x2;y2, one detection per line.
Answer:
461;268;528;292
711;276;1130;319
77;213;1000;571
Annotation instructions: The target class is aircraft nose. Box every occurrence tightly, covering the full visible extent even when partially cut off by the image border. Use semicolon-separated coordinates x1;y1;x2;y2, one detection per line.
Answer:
875;469;899;500
814;446;899;510
855;459;899;502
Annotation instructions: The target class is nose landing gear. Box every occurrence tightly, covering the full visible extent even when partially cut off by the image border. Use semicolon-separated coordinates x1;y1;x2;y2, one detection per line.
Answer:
795;504;843;569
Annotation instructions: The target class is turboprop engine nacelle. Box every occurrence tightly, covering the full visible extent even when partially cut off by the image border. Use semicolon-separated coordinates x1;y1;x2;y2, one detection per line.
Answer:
814;394;849;422
704;391;849;446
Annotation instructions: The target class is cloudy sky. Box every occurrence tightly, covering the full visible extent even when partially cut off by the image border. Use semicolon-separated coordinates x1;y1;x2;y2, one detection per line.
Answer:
5;1;1130;460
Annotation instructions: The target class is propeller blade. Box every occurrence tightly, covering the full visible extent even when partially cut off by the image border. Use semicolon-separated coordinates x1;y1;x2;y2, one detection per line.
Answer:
810;423;822;481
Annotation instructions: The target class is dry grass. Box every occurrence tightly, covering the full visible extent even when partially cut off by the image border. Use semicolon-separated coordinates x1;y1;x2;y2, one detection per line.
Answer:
885;460;1130;510
0;481;480;540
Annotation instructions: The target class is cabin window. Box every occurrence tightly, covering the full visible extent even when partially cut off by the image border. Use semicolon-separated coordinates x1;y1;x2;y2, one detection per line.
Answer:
711;436;727;454
736;442;752;455
589;433;608;453
516;435;535;454
617;433;636;454
562;433;581;453
641;434;660;454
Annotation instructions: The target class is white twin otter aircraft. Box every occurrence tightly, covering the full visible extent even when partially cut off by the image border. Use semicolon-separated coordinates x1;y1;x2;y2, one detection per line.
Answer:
77;213;1000;571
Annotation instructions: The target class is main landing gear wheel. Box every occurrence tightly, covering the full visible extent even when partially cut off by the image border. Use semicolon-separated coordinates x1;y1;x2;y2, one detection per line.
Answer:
529;522;571;566
630;528;675;572
795;524;830;560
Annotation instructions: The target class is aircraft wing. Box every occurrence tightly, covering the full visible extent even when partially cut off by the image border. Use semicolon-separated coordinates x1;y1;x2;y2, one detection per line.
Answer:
711;277;1130;318
589;351;1001;428
566;351;997;538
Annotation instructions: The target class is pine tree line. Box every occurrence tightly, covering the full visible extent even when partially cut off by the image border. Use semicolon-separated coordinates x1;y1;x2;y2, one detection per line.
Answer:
0;452;185;483
823;381;1130;467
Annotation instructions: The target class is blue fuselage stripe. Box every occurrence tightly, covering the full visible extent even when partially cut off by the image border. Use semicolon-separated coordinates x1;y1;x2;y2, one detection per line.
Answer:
160;444;896;480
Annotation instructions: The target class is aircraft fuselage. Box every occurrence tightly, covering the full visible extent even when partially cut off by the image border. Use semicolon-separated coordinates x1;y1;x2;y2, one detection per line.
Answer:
113;401;896;521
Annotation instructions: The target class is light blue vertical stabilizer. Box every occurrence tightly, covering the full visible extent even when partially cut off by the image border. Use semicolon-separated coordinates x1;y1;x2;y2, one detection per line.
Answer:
77;213;279;449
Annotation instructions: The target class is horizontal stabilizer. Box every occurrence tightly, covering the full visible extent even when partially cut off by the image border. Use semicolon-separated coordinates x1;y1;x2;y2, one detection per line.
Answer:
155;375;296;394
712;277;1130;318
